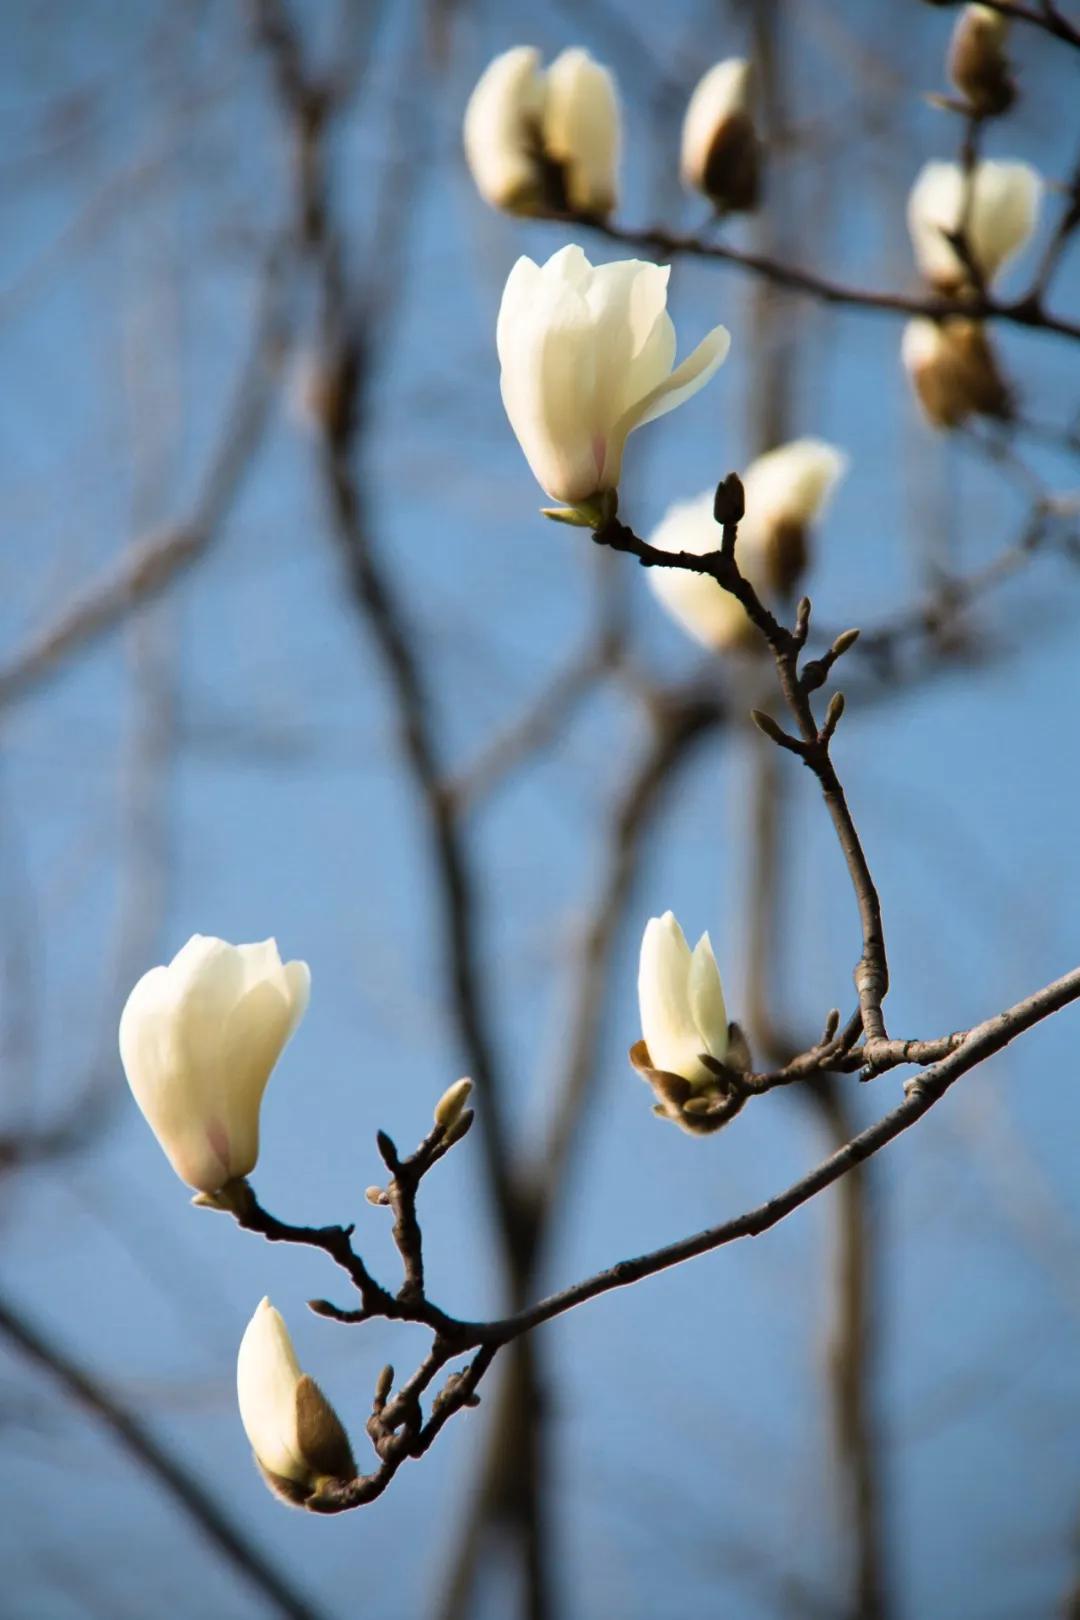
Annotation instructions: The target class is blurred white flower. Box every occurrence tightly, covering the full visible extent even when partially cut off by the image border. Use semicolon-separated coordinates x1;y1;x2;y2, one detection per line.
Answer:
647;438;846;648
901;316;1010;428
680;58;760;212
497;244;730;509
237;1298;354;1506
119;935;310;1193
907;159;1041;291
638;911;729;1086
463;45;619;217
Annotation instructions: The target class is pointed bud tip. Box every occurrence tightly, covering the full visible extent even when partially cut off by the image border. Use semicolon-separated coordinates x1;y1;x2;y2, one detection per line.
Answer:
434;1077;474;1130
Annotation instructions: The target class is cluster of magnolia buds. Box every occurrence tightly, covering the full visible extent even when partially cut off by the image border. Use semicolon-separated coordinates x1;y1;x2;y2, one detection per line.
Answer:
118;934;475;1507
464;45;762;222
901;6;1042;431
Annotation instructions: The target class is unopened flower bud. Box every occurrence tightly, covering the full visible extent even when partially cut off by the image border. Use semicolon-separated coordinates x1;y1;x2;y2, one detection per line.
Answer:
120;936;310;1194
901;317;1011;429
948;5;1015;117
637;912;729;1086
434;1077;473;1131
681;59;761;214
464;46;620;218
740;439;847;597
237;1299;355;1508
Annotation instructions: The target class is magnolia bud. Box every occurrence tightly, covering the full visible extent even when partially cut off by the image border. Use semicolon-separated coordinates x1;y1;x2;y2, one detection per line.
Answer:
948;5;1015;117
434;1077;473;1130
463;46;620;218
637;911;729;1087
901;317;1011;429
681;59;761;213
236;1299;355;1508
120;936;310;1194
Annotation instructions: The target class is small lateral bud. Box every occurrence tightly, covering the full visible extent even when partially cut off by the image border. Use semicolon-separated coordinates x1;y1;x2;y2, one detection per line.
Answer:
434;1077;473;1131
751;709;801;753
831;627;861;659
823;691;846;737
364;1185;388;1206
443;1108;475;1148
713;472;745;526
948;5;1015;118
374;1365;394;1407
822;1008;841;1043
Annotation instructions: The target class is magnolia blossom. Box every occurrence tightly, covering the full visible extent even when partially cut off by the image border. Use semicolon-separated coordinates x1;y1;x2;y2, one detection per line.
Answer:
901;316;1010;429
907;160;1041;291
648;439;846;649
638;911;729;1086
463;45;619;217
119;935;310;1193
498;244;730;509
680;58;760;212
237;1298;355;1506
948;5;1014;116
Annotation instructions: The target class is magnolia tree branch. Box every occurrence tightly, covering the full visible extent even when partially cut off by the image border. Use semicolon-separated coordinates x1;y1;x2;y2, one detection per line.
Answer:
202;489;1080;1513
556;216;1080;343
206;952;1080;1513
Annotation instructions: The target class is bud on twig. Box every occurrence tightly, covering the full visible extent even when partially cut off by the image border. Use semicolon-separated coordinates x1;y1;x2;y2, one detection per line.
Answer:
822;691;846;741
713;472;745;527
434;1077;473;1131
751;709;804;754
948;5;1015;118
831;627;861;659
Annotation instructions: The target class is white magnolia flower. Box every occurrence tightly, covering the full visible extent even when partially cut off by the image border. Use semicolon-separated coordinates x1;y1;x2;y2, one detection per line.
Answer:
498;244;730;508
901;316;1010;428
463;45;619;217
638;912;729;1086
907;159;1041;291
119;935;310;1193
647;438;846;648
237;1298;354;1505
680;58;760;212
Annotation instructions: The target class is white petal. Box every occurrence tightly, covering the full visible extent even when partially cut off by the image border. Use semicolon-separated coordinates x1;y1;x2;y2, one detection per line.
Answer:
543;48;620;215
463;47;546;211
638;912;714;1085
236;1298;308;1484
688;933;729;1062
603;322;730;487
741;438;848;532
681;59;750;188
498;262;603;501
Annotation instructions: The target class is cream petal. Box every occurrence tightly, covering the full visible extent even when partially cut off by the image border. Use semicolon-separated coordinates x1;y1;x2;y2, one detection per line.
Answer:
603;323;730;487
681;59;751;188
499;265;604;501
543;48;620;216
237;1298;308;1485
463;46;546;211
741;438;848;530
688;933;729;1062
638;912;714;1085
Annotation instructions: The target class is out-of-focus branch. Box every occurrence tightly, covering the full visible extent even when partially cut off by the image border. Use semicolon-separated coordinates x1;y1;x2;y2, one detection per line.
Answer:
0;1291;328;1620
975;0;1080;47
548;216;1080;343
0;244;294;710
